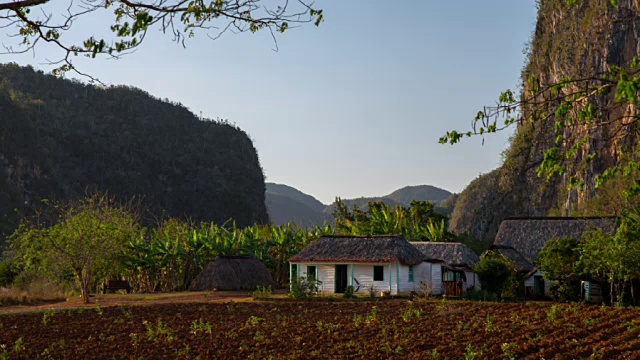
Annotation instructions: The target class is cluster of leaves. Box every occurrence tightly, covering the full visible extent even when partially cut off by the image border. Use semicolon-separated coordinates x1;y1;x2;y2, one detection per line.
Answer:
332;199;455;242
474;255;522;300
0;0;323;79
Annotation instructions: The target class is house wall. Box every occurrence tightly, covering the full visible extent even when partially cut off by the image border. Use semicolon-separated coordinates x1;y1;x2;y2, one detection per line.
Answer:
465;271;481;291
524;270;553;297
291;262;443;296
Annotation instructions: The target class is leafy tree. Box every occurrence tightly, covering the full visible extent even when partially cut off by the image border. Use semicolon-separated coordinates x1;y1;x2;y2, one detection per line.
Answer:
537;237;581;302
474;256;513;296
8;194;143;303
0;0;323;79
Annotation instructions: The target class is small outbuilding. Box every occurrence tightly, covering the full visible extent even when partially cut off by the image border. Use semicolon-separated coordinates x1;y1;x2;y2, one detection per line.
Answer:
410;242;481;297
189;255;276;291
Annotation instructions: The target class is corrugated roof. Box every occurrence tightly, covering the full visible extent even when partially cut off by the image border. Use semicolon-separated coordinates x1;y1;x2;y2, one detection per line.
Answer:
410;242;480;270
289;235;425;265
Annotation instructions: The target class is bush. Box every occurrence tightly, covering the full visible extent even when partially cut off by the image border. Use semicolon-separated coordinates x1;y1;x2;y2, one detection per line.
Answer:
252;285;272;299
463;288;498;302
343;285;355;298
288;277;318;299
0;259;18;287
549;282;580;302
474;257;513;295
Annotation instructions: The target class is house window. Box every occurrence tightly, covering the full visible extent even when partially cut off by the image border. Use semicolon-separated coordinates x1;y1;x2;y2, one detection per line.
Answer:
373;266;384;281
307;266;316;280
408;266;414;282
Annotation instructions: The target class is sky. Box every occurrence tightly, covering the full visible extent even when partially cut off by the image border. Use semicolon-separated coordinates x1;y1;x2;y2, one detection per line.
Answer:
4;0;539;204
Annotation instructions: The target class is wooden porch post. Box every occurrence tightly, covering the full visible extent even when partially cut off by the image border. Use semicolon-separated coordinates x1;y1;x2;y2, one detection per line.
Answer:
289;263;293;291
351;264;354;288
389;263;392;294
396;262;400;295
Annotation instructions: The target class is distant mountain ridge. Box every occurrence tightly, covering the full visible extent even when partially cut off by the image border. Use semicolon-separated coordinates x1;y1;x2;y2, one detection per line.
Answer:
266;183;454;227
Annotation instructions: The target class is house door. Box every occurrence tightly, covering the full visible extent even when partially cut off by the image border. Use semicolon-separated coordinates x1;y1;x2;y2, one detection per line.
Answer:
534;276;545;298
335;265;348;293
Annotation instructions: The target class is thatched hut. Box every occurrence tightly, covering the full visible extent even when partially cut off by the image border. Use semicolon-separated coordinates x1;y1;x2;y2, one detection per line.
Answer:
289;235;441;295
410;242;481;296
189;255;276;291
490;216;619;298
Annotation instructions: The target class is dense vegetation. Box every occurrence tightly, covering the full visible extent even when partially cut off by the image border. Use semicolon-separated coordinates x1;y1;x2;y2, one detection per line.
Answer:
537;213;640;306
1;194;468;300
0;63;268;247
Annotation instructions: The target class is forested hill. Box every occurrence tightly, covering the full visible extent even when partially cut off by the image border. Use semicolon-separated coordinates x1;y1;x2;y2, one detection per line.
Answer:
0;63;268;241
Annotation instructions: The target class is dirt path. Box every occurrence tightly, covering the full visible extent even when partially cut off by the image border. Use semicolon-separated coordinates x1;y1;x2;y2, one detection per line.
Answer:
0;290;287;314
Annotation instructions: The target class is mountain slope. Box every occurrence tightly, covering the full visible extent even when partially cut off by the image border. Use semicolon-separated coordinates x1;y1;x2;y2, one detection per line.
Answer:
386;185;453;206
265;192;332;227
450;0;639;243
0;63;268;243
324;186;453;214
266;183;326;212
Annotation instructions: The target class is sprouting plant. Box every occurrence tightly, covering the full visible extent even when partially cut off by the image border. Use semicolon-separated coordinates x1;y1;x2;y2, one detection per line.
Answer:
401;305;423;322
144;319;175;342
130;333;140;346
13;337;25;352
430;348;442;359
96;303;104;316
244;316;263;329
252;285;273;299
227;301;236;314
43;311;55;325
583;317;596;326
437;295;448;310
501;342;518;360
547;305;559;322
353;314;364;327
365;306;378;326
0;346;8;360
485;315;496;332
192;319;212;335
464;344;481;360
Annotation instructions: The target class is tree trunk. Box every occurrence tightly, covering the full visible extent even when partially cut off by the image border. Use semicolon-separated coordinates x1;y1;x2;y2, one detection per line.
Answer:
632;278;636;306
80;268;91;304
611;277;615;307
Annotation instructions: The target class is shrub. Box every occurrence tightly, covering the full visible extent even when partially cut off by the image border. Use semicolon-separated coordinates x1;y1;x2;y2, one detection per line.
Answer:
288;277;317;299
474;256;513;295
366;284;377;298
343;285;355;299
463;288;498;302
549;282;580;302
0;259;18;287
252;285;272;299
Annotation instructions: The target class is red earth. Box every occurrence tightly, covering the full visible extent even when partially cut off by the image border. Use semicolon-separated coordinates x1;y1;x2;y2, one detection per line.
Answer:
1;298;640;359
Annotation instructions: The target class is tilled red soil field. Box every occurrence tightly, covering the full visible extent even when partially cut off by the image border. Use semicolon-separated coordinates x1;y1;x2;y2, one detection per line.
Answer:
1;300;640;359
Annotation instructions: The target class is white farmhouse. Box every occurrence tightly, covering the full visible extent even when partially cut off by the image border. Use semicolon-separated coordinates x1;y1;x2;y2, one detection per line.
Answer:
288;235;443;296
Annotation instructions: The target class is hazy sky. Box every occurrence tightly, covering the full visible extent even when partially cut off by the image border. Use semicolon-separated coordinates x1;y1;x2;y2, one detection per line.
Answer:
5;1;539;204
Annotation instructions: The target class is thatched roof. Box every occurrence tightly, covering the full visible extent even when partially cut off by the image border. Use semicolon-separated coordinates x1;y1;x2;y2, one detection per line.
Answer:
410;242;480;270
491;246;534;272
493;217;619;265
289;235;426;265
189;255;276;291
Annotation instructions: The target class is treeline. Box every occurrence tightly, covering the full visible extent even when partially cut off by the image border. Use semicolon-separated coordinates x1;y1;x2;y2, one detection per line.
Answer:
0;195;463;302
